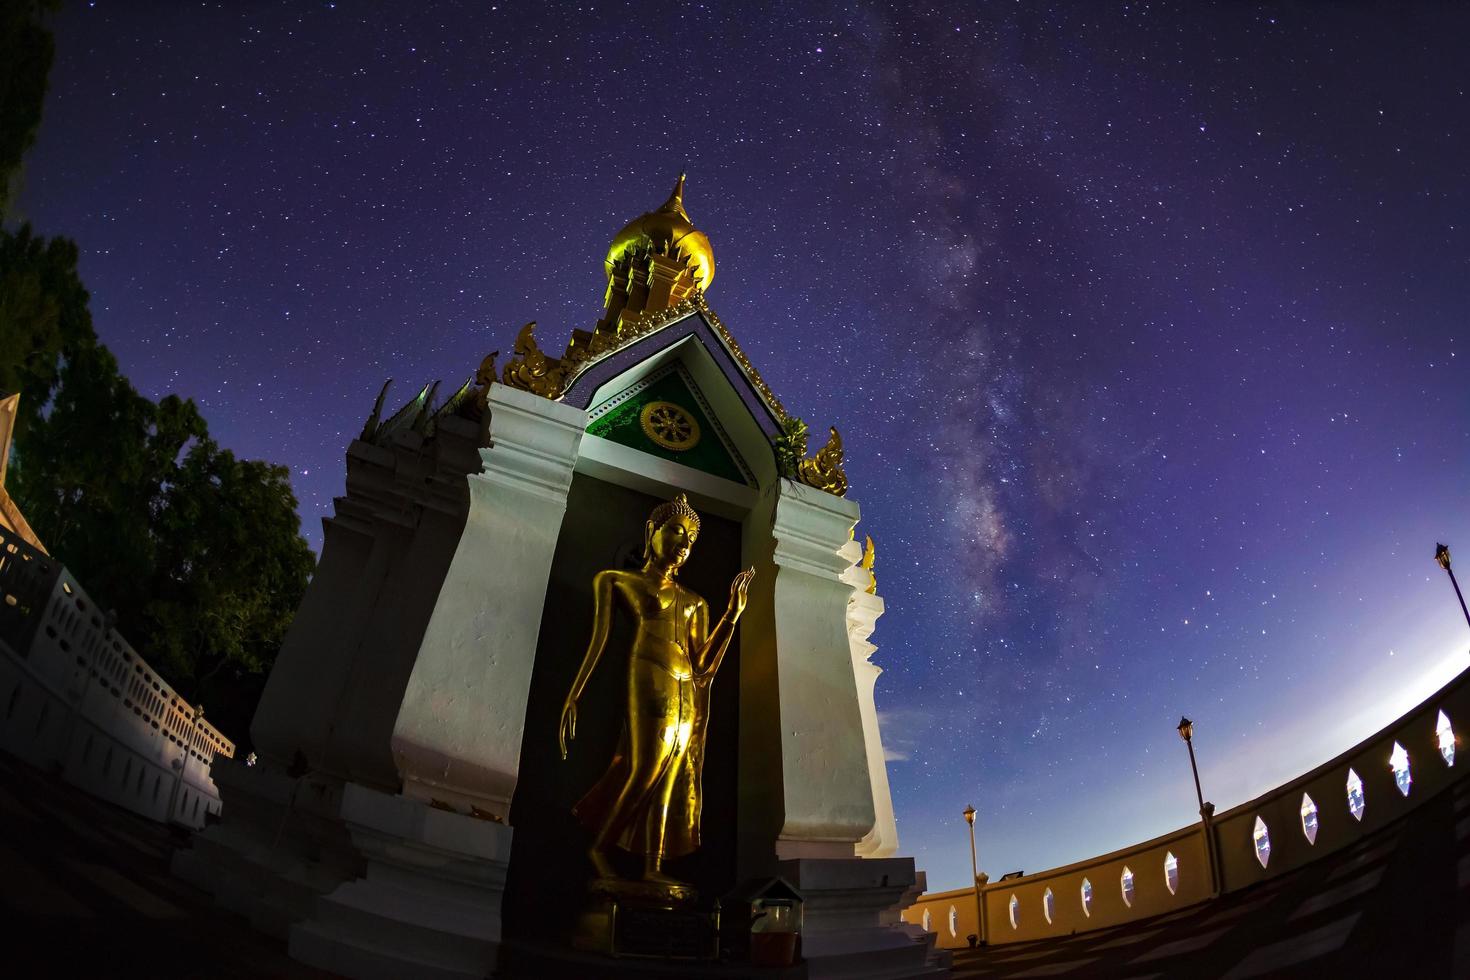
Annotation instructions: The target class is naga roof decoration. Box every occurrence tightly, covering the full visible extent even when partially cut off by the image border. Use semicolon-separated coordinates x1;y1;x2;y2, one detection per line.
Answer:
499;292;791;425
371;382;431;444
360;376;482;446
426;377;476;432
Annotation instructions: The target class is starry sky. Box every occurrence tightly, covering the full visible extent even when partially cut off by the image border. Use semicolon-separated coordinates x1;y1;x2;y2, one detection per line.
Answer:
15;2;1470;892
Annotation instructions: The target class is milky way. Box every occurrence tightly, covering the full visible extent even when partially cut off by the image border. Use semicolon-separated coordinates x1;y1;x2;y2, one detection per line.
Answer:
17;3;1470;889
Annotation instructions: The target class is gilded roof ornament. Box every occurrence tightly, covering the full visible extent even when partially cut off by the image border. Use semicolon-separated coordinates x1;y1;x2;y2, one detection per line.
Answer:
472;350;498;415
494;293;791;426
774;416;849;496
374;382;433;444
500;322;573;399
861;535;877;594
412;380;442;435
797;426;849;497
361;379;391;441
604;174;714;293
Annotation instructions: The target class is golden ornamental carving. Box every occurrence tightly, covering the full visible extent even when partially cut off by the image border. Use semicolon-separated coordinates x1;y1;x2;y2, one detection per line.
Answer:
489;293;791;433
639;400;700;451
797;426;849;497
471;350;498;415
500;322;573;399
861;535;877;594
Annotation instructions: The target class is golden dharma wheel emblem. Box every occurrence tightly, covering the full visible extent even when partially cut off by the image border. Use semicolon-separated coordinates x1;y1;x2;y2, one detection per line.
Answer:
639;400;700;451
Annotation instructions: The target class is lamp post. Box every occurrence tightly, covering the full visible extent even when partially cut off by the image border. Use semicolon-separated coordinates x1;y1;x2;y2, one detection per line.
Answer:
1177;718;1205;814
1177;717;1221;895
1435;544;1470;634
963;804;984;945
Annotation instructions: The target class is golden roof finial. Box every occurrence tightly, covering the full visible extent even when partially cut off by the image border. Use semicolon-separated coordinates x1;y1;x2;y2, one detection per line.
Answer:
660;174;689;218
603;174;714;294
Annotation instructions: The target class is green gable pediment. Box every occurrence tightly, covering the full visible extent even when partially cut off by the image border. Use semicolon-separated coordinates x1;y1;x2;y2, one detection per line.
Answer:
585;363;754;486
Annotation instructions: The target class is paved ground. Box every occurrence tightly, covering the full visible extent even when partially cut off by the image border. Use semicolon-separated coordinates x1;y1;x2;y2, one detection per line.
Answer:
3;741;1467;978
0;749;334;978
948;767;1470;978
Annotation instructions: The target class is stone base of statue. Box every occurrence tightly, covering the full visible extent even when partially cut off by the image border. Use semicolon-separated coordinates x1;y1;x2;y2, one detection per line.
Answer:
572;876;718;960
287;782;512;980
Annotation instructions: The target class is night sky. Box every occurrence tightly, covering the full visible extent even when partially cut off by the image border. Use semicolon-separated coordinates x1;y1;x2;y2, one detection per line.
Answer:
16;3;1470;892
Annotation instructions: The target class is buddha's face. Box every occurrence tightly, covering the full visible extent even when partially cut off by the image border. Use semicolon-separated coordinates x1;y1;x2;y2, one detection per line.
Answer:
648;514;698;570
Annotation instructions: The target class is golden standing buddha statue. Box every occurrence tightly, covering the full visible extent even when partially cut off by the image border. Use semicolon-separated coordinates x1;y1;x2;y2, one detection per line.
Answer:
559;493;753;892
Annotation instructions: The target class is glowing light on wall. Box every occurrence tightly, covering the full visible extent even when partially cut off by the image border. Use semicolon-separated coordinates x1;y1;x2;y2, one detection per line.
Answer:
1436;710;1455;767
1389;741;1411;797
1300;793;1319;845
1346;768;1365;821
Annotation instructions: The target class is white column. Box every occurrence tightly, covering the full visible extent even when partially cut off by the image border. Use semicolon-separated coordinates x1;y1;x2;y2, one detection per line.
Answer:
839;537;900;859
769;480;875;857
390;384;586;819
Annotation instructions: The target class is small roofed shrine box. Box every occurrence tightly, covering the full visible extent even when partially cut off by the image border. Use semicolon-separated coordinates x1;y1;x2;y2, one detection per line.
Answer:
725;876;804;968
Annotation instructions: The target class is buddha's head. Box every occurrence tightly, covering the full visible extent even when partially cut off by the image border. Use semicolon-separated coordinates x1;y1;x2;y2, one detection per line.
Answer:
644;493;701;574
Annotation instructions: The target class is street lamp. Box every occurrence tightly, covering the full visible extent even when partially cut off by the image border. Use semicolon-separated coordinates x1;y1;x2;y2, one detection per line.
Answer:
1176;718;1205;814
1177;717;1221;895
963;804;983;945
1435;544;1470;634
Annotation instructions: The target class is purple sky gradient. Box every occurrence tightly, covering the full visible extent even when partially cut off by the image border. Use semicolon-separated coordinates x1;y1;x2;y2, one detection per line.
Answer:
15;2;1470;890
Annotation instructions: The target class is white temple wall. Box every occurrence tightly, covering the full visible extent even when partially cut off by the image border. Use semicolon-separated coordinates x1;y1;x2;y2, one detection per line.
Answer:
0;558;231;830
767;480;876;858
326;415;484;790
252;490;380;770
840;536;900;860
255;414;483;787
391;384;587;819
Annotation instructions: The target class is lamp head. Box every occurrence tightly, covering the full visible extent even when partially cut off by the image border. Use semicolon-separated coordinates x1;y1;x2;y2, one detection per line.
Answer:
1177;717;1194;741
963;804;976;825
1436;543;1452;571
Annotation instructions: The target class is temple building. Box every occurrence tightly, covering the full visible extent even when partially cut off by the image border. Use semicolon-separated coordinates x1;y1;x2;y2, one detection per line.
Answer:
0;393;233;831
174;177;943;977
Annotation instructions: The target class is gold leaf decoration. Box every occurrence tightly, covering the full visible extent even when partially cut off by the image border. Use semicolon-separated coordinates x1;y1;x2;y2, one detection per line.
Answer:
500;322;573;399
797;426;848;497
861;534;877;594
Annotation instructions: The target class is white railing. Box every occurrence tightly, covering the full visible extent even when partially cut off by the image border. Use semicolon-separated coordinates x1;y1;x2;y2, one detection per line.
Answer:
904;664;1469;948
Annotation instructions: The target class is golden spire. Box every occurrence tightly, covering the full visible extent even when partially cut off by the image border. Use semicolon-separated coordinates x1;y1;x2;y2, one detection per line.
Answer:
659;173;689;219
602;175;715;325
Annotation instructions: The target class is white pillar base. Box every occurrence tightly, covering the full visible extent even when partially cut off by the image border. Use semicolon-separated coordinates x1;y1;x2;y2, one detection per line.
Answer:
289;782;512;980
780;857;948;979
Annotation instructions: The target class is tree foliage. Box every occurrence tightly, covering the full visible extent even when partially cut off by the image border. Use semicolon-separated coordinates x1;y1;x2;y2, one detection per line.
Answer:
0;0;314;740
0;224;93;437
11;345;315;699
0;0;59;217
